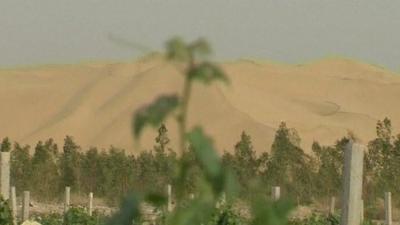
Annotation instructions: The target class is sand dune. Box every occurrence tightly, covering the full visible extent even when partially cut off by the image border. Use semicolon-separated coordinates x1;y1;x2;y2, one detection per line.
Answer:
0;56;399;154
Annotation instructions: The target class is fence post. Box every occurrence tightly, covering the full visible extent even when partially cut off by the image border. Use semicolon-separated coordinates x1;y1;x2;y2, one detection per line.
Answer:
0;152;10;200
89;192;93;216
340;142;364;225
167;184;172;212
10;186;17;225
272;186;281;201
385;192;392;225
64;186;71;213
329;196;336;215
22;191;30;222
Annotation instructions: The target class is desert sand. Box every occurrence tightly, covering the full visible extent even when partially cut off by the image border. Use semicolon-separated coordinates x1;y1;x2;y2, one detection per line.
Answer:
1;55;399;154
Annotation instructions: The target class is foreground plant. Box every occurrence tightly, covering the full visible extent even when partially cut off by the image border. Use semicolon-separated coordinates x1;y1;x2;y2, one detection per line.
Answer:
35;213;62;225
106;37;294;225
0;196;13;225
288;213;339;225
64;207;97;225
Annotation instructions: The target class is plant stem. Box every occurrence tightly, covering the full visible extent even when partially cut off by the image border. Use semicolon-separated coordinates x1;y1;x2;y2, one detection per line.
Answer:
177;56;194;156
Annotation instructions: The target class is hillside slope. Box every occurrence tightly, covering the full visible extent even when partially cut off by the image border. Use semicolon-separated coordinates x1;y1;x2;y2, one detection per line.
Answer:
1;56;399;153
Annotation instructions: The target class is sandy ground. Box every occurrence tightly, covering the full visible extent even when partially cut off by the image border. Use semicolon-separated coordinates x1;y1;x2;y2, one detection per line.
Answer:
15;200;400;225
1;55;400;154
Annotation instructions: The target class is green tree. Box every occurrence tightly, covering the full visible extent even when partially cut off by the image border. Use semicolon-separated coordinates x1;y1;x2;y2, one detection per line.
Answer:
312;140;344;198
392;134;400;195
367;118;393;175
100;147;135;204
366;119;393;188
60;136;82;192
153;124;177;191
135;150;157;193
31;139;60;200
232;131;258;193
10;142;32;192
365;118;400;205
265;122;314;203
180;144;202;195
80;147;101;194
154;124;171;153
221;151;235;171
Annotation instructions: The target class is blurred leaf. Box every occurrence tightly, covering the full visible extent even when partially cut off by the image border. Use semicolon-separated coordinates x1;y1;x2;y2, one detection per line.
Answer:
107;195;141;225
187;128;221;178
167;198;215;225
0;196;13;225
166;37;190;62
188;62;228;84
133;95;179;138
221;168;240;201
145;192;167;207
64;207;96;225
187;127;225;193
189;38;212;58
107;33;154;54
175;156;192;199
251;198;294;225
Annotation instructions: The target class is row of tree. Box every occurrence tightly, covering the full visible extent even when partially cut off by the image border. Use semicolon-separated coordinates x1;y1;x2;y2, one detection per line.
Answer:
3;118;400;209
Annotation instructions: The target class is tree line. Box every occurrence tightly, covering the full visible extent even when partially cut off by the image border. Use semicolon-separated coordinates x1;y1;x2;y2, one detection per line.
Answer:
3;118;400;211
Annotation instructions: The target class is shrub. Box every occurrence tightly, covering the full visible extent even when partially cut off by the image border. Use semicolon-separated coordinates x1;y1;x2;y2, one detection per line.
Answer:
208;204;244;225
288;213;339;225
64;207;96;225
35;213;63;225
0;196;13;225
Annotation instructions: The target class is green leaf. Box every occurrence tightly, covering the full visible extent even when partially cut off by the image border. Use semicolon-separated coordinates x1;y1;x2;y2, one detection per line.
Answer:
166;37;190;62
251;198;294;225
221;168;240;200
189;38;212;58
145;192;167;207
187;127;225;193
0;197;13;225
108;195;141;225
188;62;228;84
167;198;215;225
133;95;179;138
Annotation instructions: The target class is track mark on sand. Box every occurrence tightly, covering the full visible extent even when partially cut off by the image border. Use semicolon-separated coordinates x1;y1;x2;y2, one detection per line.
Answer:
22;67;113;140
292;99;341;116
97;64;162;112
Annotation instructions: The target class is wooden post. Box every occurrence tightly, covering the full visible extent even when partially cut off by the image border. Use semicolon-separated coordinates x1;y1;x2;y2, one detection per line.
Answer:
167;184;172;212
385;192;392;225
272;186;280;201
10;186;17;225
22;191;30;222
329;196;336;215
0;152;10;200
89;192;93;216
340;142;364;225
64;186;71;213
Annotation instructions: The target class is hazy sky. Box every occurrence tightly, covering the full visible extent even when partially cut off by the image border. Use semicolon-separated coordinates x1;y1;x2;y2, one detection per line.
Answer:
1;0;400;70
